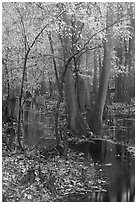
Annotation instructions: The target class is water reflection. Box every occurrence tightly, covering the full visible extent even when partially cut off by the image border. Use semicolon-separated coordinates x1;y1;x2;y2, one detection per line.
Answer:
102;141;135;202
106;117;135;145
69;139;135;202
23;107;54;146
22;103;135;202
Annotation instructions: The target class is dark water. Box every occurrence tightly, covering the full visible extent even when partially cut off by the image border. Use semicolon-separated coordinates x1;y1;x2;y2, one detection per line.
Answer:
61;115;135;202
23;108;135;202
66;139;135;202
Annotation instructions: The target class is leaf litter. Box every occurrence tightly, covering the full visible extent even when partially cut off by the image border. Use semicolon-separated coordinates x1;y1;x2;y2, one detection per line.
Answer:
2;147;107;202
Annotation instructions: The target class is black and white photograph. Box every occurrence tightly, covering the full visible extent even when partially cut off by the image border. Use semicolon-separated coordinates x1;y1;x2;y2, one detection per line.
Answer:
2;1;135;202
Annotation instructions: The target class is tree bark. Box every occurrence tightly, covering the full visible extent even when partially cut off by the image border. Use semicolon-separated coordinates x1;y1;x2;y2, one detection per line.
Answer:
17;24;48;150
65;67;88;136
87;3;113;134
92;49;98;102
48;31;60;92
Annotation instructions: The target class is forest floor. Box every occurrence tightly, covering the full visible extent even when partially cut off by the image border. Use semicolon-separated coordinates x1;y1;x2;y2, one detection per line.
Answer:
2;146;98;202
2;100;135;202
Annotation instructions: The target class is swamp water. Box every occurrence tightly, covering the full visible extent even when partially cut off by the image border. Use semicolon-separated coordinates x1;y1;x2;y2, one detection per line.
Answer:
23;108;55;146
65;116;135;202
67;139;135;202
23;108;135;202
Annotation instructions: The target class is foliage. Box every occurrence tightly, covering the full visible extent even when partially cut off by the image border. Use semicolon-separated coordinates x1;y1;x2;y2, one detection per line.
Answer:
3;2;134;92
2;2;135;201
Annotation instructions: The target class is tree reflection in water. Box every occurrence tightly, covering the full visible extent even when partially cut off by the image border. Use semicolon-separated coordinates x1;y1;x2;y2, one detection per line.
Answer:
23;107;135;202
68;139;135;202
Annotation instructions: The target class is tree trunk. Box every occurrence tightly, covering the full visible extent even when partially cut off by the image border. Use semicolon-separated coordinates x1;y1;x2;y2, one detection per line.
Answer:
92;49;98;102
127;3;135;101
65;67;88;136
114;73;128;102
2;57;10;98
58;10;88;137
17;52;29;150
23;91;32;145
77;74;92;112
87;3;113;134
48;32;60;92
48;31;62;145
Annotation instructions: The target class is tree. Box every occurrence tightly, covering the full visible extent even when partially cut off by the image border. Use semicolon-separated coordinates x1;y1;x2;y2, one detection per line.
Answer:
2;2;134;146
127;2;135;99
87;3;114;134
92;49;98;102
2;2;65;149
113;2;135;103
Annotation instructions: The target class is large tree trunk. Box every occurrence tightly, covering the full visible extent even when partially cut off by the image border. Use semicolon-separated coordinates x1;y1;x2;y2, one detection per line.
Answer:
77;74;92;113
114;42;129;102
65;67;88;137
87;3;113;134
114;73;128;102
57;9;88;137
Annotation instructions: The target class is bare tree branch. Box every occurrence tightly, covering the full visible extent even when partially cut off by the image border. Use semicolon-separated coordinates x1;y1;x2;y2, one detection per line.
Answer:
59;13;129;88
76;45;102;63
82;13;129;50
67;13;129;65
